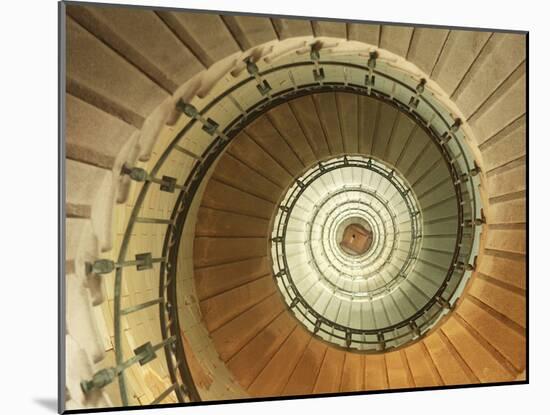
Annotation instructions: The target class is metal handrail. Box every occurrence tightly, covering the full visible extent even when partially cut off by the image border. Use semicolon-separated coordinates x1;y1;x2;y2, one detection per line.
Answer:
271;156;427;347
81;53;482;402
308;174;407;271
281;159;421;298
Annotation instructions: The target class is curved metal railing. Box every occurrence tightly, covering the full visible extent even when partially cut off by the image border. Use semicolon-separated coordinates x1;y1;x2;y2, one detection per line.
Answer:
80;50;483;403
271;157;422;303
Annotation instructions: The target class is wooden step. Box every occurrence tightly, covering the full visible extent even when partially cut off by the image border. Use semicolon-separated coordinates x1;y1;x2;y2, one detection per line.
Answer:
195;207;270;238
470;63;526;145
210;293;285;361
194;236;268;268
201;275;277;332
457;297;525;373
468;276;526;328
385;350;413;389
282;337;327;395
212;153;283;204
228;131;293;189
312;346;346;393
371;103;399;161
477;254;526;291
288;95;331;160
248;325;311;397
267;104;317;167
480;116;525;171
312;93;345;155
200;179;274;220
246;116;305;175
364;354;388;390
336;93;360;154
227;312;297;389
66;159;109;219
404;341;443;387
340;352;364;392
195;256;272;301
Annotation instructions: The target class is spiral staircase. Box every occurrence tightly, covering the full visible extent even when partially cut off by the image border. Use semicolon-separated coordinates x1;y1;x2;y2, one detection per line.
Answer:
62;2;526;410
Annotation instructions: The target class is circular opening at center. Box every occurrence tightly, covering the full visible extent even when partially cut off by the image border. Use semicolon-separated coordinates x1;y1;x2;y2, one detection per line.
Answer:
339;221;373;256
270;155;431;350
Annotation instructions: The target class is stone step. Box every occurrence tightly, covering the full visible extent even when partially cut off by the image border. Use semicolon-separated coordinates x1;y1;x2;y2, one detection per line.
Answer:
348;22;380;46
222;15;277;50
272;18;313;40
66;16;168;129
423;330;474;385
312;21;347;39
407;28;449;76
66;94;138;170
454;33;525;120
431;30;492;96
440;316;515;382
457;297;525;373
380;25;414;58
67;4;203;93
157;11;240;67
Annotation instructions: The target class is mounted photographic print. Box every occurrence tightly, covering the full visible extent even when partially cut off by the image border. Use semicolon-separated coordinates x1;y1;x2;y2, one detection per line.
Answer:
60;0;528;412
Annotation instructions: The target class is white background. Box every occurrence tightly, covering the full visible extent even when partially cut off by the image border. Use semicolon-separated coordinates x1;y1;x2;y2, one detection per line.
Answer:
0;0;544;413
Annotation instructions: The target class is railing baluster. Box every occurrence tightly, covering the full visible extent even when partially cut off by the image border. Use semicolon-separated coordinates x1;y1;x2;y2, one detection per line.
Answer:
81;337;176;394
310;42;325;84
121;165;186;193
121;298;164;316
86;254;166;275
135;217;174;225
150;383;178;405
175;100;229;141
244;56;272;98
174;144;202;161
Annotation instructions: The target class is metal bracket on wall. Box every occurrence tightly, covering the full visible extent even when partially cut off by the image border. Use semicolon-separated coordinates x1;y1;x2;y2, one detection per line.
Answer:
85;253;165;276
